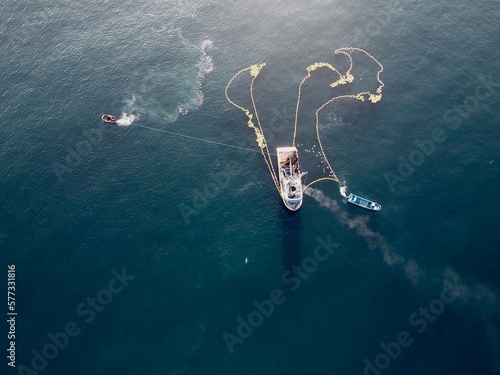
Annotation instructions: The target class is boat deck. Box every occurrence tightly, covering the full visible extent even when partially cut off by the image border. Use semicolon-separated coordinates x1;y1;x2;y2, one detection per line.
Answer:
348;193;381;211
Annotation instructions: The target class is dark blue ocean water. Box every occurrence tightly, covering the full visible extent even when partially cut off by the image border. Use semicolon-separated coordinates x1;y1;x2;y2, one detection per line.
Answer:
1;0;499;374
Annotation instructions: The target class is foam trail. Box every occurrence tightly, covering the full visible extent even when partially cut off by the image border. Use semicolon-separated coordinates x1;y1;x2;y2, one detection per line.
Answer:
176;30;214;115
306;186;500;362
305;187;431;283
305;188;500;301
116;113;137;126
441;267;500;369
339;182;348;198
304;187;404;267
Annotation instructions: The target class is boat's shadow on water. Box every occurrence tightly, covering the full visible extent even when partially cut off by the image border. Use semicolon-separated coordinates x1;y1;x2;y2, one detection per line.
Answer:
281;207;302;272
280;207;303;323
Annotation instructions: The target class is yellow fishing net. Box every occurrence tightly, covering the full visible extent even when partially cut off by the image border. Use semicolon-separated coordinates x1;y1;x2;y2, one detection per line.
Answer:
225;48;384;196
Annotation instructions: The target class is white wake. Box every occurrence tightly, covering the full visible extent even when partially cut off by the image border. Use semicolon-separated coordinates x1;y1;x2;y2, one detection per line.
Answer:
116;112;137;126
339;182;348;198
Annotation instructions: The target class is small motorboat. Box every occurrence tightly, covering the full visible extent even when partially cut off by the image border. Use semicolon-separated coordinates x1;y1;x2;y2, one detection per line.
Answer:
101;114;117;124
347;193;381;211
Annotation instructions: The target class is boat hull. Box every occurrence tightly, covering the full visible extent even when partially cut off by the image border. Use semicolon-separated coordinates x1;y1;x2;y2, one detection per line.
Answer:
101;114;117;124
347;193;381;211
277;147;303;211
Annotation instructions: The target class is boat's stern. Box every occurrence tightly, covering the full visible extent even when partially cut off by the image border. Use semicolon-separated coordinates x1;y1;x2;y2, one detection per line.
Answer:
284;199;302;211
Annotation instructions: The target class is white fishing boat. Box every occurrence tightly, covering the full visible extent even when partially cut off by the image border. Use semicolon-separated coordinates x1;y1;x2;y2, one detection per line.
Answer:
277;147;304;211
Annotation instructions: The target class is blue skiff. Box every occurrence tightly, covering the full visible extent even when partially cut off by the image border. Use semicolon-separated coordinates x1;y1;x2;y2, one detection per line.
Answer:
347;193;381;211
